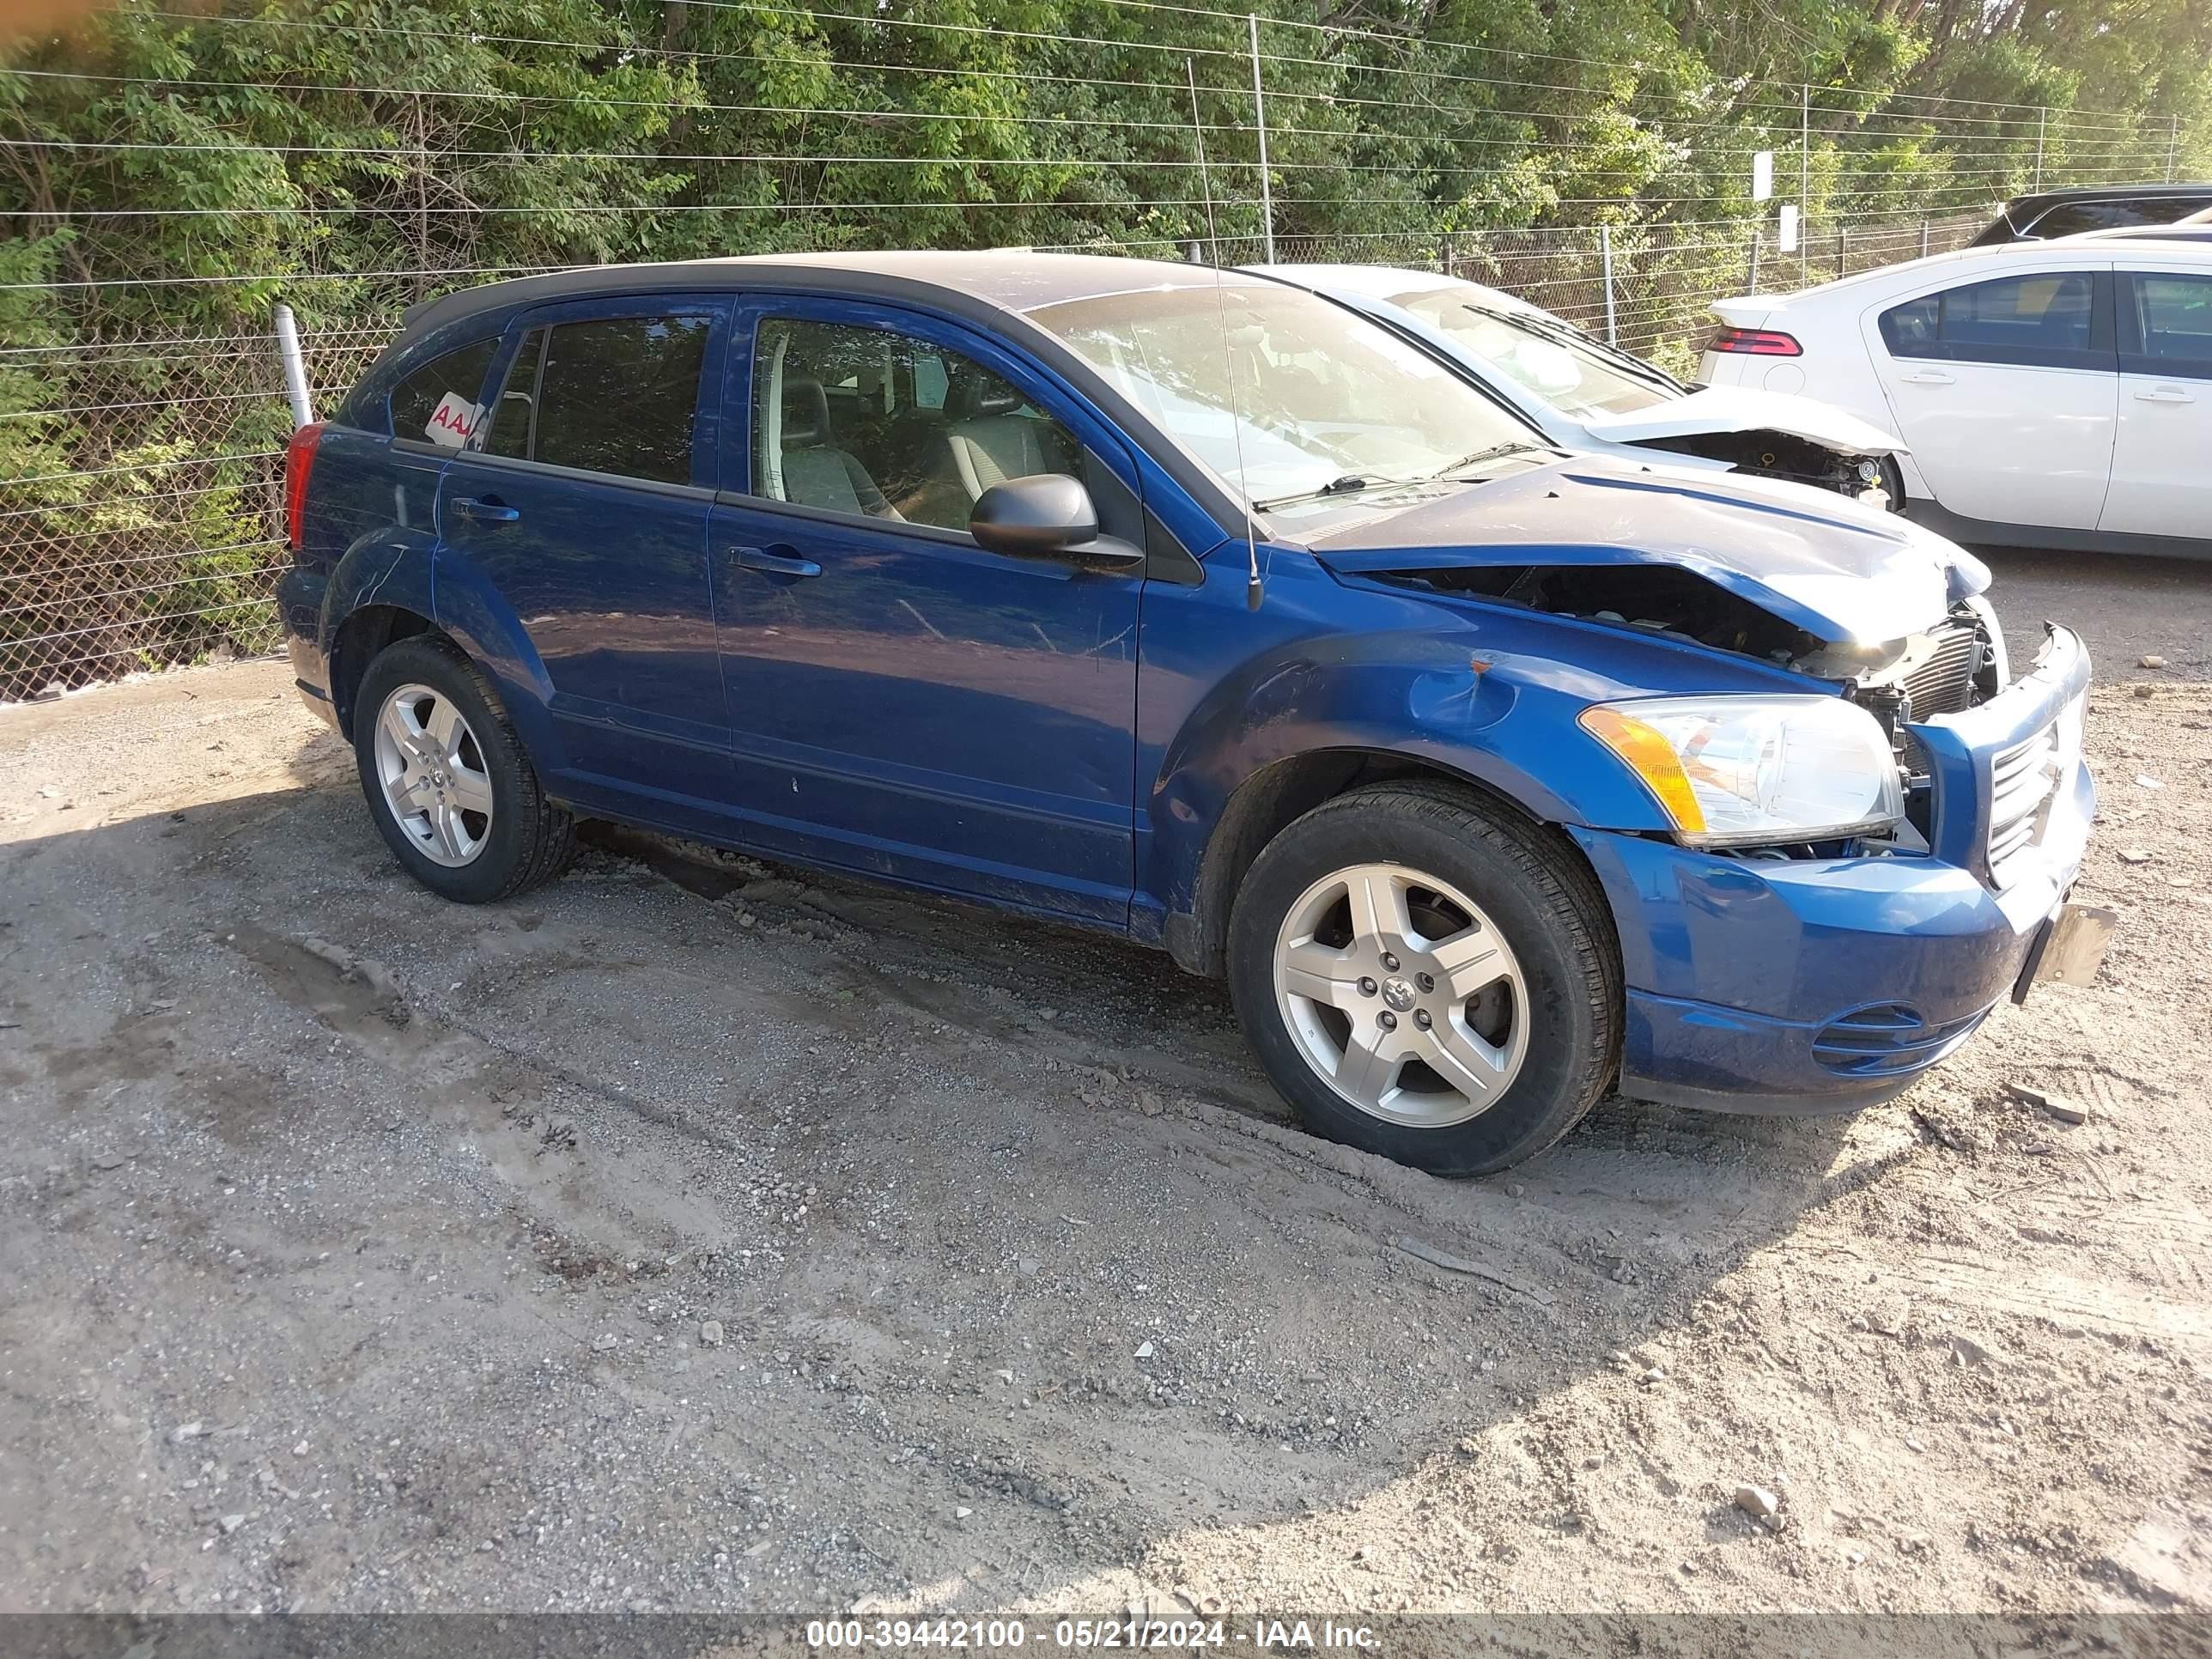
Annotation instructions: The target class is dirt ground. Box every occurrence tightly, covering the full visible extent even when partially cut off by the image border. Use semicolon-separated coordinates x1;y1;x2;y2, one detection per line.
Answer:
2;548;2209;1625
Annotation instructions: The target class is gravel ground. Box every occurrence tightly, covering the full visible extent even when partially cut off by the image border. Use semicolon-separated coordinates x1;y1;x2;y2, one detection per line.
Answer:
1;547;2208;1622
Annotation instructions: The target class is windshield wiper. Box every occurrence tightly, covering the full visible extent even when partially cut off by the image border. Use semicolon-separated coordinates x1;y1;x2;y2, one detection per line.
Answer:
1466;304;1690;393
1254;473;1399;511
1427;439;1551;479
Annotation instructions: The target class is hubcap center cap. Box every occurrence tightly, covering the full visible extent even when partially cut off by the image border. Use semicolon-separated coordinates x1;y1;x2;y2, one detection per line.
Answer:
1381;975;1417;1013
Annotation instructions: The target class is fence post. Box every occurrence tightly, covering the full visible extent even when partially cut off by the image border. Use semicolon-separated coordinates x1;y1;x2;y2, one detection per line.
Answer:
2033;106;2046;192
1800;83;1810;216
1919;220;1930;260
1747;224;1760;296
273;303;313;429
2170;114;2182;183
1247;14;1274;265
1836;224;1847;280
1600;224;1618;345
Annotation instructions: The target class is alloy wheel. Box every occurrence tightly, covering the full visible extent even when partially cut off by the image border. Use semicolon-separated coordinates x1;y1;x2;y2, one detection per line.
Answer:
372;682;495;867
1271;862;1530;1127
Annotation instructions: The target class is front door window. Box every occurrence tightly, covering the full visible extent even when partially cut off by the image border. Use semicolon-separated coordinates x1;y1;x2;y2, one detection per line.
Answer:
748;317;1082;531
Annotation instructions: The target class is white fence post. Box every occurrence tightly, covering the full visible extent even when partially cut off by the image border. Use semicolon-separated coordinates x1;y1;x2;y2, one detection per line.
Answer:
273;302;313;428
1248;14;1273;264
2033;106;2046;191
2170;115;2182;183
1800;83;1810;220
1600;224;1618;344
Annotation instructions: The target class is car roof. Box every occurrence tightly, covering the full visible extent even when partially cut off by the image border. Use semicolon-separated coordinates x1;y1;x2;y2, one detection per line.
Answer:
2070;226;2212;243
1252;263;1536;314
400;249;1277;337
1740;234;2212;310
2006;182;2212;210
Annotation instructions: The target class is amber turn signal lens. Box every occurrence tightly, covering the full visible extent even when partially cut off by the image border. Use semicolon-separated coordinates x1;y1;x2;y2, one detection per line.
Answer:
1579;705;1708;836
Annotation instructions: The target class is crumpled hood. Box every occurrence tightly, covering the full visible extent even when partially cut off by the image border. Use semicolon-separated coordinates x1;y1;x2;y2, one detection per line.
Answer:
1580;385;1907;457
1306;457;1988;648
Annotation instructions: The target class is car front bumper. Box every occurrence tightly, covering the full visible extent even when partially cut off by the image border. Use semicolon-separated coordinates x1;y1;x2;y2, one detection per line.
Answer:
1571;625;2096;1115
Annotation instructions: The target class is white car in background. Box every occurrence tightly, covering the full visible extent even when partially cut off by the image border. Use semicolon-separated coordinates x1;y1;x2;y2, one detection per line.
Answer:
1702;238;2212;555
1253;263;1908;505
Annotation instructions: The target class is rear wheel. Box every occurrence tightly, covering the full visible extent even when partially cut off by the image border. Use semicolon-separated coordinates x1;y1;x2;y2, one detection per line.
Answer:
1227;782;1620;1176
353;636;574;902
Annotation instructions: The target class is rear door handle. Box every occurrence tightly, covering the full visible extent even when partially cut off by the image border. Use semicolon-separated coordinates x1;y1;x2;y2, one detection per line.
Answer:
2135;385;2197;404
728;544;822;579
1899;369;1954;386
450;496;520;524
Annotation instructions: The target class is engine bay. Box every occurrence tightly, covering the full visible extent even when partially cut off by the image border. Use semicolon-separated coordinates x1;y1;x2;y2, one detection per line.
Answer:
1629;428;1887;501
1382;560;2006;854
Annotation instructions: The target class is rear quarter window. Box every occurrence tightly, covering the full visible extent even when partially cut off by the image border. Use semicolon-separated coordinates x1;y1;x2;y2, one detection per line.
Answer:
389;337;500;447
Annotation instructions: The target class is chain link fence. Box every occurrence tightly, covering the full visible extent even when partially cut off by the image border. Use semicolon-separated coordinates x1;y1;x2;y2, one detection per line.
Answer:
0;205;2008;703
1;321;392;699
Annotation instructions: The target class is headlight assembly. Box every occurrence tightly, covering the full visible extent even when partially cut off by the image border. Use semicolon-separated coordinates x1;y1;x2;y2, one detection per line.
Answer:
1580;695;1905;848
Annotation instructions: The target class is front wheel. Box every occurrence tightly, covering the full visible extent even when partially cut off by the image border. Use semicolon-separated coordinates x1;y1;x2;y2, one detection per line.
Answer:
1875;454;1907;513
353;635;574;903
1227;782;1620;1176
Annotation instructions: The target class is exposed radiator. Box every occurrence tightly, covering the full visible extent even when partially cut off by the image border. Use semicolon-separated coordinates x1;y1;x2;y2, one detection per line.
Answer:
1900;619;1984;719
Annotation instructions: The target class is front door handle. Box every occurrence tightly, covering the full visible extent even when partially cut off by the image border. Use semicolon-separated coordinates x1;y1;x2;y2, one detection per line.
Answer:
450;496;520;524
728;544;822;579
1899;369;1954;386
2135;385;2197;404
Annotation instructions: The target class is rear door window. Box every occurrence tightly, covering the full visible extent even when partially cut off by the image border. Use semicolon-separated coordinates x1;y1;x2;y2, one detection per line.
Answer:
1878;273;2105;368
479;313;713;485
390;337;499;447
2126;273;2212;376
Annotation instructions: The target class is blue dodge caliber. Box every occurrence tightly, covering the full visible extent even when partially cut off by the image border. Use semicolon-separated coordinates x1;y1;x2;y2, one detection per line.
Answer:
279;252;2102;1175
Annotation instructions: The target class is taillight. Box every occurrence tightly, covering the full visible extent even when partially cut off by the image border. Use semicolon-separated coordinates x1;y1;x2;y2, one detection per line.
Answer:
1705;325;1802;357
283;420;326;553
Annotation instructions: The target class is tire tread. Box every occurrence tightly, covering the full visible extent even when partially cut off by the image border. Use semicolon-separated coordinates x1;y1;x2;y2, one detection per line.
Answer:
1229;778;1622;1174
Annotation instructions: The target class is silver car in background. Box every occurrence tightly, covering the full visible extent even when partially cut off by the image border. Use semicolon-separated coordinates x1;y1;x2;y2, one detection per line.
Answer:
1254;262;1909;506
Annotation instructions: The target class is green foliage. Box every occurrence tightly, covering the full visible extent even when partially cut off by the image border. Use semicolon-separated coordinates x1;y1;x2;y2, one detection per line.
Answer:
1;0;2206;692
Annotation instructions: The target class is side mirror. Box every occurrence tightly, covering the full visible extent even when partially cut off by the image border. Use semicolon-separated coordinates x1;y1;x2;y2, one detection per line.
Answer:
969;473;1098;558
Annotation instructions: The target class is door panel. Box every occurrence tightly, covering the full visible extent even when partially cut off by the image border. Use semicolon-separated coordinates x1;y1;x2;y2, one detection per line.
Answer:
708;300;1145;923
1864;267;2118;530
434;300;733;806
1874;362;2116;529
2102;271;2212;538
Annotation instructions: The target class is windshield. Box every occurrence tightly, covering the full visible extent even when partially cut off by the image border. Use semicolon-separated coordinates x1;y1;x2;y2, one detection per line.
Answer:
1389;285;1676;418
1028;282;1542;520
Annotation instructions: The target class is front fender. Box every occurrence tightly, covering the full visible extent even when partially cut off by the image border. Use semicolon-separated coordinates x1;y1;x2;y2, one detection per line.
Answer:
1145;636;1680;916
1138;554;1712;923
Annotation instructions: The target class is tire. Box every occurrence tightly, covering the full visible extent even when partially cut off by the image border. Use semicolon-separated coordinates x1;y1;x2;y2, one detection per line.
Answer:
1226;781;1620;1176
1876;455;1907;513
352;635;575;903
